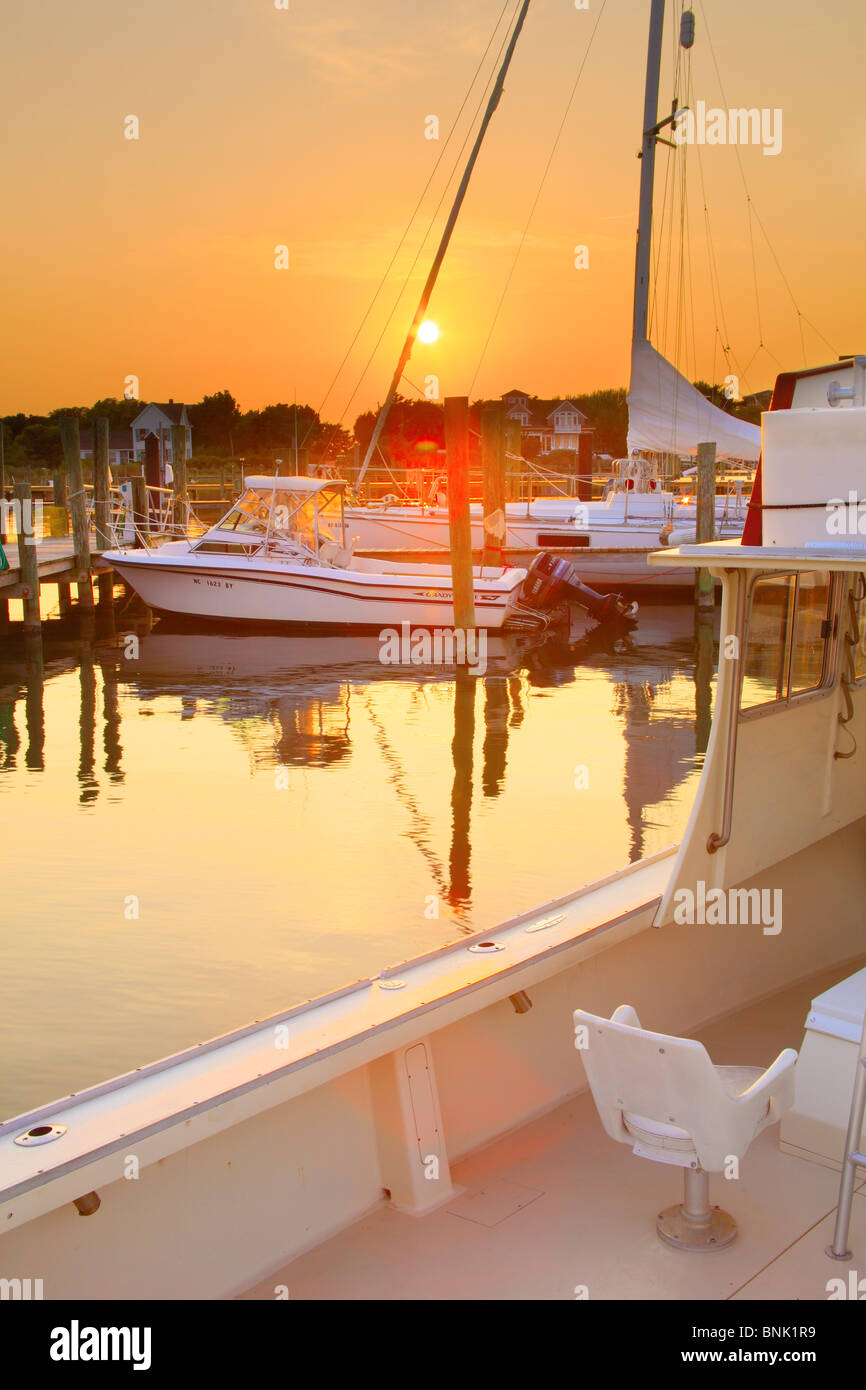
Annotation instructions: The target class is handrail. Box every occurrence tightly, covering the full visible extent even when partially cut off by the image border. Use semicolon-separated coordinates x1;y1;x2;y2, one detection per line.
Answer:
707;572;748;854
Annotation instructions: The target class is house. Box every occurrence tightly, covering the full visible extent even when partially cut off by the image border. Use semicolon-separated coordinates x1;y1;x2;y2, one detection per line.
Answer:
129;401;193;466
79;427;135;469
500;389;588;453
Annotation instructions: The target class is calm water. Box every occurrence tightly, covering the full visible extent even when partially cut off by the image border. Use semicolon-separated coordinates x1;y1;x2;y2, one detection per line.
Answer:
0;603;716;1119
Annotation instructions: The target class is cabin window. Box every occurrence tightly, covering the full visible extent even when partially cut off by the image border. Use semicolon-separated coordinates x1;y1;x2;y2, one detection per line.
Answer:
194;541;262;556
741;570;832;712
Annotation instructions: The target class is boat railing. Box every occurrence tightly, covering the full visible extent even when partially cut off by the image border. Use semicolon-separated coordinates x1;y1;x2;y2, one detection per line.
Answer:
99;485;208;550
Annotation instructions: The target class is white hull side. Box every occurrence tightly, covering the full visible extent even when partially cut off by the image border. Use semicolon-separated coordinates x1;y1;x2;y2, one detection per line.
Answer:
1;822;864;1299
344;502;743;556
109;555;521;630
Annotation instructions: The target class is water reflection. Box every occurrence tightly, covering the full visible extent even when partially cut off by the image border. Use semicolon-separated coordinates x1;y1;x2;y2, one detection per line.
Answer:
0;610;717;858
0;604;720;1119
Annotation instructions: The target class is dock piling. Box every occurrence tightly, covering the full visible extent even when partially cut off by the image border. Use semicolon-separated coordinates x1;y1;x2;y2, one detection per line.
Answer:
695;440;716;612
170;424;188;533
505;419;523;503
480;405;506;570
14;479;41;632
93;417;115;621
444;396;476;633
130;476;149;546
59;417;94;612
51;470;73;617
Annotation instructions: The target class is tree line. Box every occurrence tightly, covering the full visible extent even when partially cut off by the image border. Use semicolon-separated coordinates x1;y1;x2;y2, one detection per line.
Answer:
0;382;762;473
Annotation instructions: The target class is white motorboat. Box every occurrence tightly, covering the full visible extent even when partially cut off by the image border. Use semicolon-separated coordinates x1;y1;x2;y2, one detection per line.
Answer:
103;477;529;631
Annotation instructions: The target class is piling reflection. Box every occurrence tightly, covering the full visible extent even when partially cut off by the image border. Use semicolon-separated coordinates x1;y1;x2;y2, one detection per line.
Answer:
448;674;475;913
78;644;98;804
101;659;124;784
23;633;44;772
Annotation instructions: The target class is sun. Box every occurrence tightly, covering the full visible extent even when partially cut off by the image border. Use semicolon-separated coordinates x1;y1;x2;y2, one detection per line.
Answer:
417;320;440;344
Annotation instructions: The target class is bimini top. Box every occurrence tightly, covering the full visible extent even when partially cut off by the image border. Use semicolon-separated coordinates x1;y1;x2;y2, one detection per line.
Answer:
243;476;348;494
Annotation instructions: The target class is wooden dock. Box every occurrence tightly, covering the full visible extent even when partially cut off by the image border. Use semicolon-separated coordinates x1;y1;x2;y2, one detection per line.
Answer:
0;537;112;597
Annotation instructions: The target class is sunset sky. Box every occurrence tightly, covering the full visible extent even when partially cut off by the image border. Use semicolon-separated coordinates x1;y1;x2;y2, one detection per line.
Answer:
3;0;864;421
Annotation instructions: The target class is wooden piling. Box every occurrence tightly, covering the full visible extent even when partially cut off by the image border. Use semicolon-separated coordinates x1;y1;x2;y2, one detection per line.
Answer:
59;417;93;611
577;429;594;503
480;405;506;570
505;420;523;502
93;416;115;618
130;475;149;546
51;470;73;617
695;439;716;612
444;396;475;632
170;424;188;533
93;418;111;550
14;479;41;632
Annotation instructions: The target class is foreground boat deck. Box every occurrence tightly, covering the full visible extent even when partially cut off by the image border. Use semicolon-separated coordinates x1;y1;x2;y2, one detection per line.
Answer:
240;961;866;1301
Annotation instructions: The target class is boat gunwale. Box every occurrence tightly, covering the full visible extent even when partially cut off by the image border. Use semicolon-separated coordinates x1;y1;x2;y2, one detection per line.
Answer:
0;848;677;1200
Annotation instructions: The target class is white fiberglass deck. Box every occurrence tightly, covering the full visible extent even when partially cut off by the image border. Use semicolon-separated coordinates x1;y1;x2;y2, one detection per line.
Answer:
241;961;866;1301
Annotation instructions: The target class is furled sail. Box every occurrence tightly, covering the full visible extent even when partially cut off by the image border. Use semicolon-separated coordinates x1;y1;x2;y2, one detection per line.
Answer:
626;338;761;461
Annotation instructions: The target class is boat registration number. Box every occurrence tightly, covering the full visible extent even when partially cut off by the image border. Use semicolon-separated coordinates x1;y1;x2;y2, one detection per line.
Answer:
192;578;235;589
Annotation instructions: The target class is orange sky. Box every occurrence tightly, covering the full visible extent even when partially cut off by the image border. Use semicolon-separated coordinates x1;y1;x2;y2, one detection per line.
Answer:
3;0;864;421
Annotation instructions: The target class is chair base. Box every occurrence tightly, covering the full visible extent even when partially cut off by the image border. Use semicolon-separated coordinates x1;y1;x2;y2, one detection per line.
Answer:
657;1202;738;1251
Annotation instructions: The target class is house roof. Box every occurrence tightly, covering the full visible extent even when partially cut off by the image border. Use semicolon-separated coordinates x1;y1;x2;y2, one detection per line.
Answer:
501;394;588;431
131;401;188;427
79;427;134;450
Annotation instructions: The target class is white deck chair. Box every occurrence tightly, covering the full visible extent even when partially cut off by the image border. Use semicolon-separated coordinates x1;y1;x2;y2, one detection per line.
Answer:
573;1004;797;1251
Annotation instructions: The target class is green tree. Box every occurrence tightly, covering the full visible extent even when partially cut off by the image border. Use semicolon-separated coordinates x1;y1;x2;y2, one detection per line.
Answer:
188;391;242;453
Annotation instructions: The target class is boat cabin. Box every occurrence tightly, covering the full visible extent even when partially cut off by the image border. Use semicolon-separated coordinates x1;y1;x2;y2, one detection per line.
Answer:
192;476;351;562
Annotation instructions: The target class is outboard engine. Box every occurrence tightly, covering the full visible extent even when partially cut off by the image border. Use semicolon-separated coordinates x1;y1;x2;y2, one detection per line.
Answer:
519;552;638;623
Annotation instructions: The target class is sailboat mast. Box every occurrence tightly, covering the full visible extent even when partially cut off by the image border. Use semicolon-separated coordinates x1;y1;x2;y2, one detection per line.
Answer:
357;0;532;487
632;0;666;344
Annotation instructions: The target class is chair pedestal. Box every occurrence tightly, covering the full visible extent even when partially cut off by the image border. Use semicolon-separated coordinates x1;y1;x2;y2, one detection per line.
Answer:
657;1166;738;1252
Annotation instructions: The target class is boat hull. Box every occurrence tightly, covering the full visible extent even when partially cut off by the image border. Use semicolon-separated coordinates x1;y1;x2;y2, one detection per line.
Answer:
106;550;525;630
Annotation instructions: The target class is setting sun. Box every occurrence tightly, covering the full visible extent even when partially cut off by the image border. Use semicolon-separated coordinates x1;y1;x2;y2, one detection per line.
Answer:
417;320;440;345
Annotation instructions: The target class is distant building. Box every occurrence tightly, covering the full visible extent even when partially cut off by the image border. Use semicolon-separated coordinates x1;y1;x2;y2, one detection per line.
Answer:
500;388;588;453
741;389;772;411
79;427;135;469
130;401;193;466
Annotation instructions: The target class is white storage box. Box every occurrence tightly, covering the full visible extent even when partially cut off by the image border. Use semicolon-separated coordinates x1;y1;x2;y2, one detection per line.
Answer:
780;967;866;1171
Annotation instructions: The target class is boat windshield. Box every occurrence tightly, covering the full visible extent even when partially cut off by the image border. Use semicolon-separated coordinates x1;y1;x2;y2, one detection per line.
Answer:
215;490;271;535
269;490;340;550
208;486;343;552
